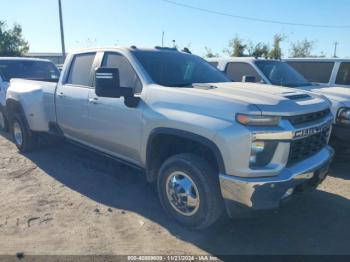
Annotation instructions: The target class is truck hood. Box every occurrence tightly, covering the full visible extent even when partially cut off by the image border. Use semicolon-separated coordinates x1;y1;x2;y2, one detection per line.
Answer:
308;86;350;107
148;82;330;125
191;82;330;116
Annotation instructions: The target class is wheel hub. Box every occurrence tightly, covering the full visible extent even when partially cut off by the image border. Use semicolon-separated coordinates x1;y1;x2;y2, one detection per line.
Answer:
166;171;200;216
13;122;23;146
0;111;4;130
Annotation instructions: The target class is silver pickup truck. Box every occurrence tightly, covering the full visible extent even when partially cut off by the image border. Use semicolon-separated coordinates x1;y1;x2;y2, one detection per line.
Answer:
5;47;334;229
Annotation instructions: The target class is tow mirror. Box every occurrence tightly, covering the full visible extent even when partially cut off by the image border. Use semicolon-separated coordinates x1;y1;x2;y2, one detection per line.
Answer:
242;75;257;83
95;67;134;98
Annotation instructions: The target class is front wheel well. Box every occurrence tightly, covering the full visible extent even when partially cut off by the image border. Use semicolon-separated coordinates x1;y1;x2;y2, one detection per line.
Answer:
146;130;225;183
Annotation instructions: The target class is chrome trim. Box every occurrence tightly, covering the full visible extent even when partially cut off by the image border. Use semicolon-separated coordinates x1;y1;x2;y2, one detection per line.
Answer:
165;171;200;216
219;146;334;210
252;115;333;141
13;121;23;146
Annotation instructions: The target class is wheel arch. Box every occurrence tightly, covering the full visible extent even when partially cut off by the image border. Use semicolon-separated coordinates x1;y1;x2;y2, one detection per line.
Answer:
5;99;32;134
145;127;226;183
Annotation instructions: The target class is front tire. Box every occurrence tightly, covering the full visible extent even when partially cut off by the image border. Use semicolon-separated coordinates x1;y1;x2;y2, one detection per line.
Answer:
157;153;224;229
0;108;9;132
11;114;37;152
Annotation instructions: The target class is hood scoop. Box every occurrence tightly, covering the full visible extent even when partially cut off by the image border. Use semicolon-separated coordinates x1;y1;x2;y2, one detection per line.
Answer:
192;83;218;90
283;93;311;101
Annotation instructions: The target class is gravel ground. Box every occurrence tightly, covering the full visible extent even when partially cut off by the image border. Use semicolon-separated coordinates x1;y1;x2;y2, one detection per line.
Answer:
0;131;350;257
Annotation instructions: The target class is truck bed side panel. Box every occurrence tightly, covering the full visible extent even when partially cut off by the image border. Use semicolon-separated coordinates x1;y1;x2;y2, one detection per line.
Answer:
6;79;57;132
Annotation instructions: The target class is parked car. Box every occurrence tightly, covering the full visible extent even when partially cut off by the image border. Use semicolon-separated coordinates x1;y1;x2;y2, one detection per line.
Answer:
0;57;60;132
284;58;350;88
5;47;333;229
208;57;350;145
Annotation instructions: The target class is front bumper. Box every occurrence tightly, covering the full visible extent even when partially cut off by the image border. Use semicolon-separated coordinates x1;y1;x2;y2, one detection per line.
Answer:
219;146;334;217
332;124;350;143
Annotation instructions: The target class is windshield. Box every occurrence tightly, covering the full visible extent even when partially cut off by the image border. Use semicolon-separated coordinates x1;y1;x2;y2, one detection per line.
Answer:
255;60;312;87
132;50;230;87
0;60;60;82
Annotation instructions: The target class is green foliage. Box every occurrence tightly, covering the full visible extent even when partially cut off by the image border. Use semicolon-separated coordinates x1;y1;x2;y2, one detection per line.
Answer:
0;21;29;56
204;47;218;58
268;34;285;59
289;39;315;58
224;36;247;57
248;42;270;58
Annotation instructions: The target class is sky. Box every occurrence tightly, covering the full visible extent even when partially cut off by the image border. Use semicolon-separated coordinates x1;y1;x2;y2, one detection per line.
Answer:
2;0;350;58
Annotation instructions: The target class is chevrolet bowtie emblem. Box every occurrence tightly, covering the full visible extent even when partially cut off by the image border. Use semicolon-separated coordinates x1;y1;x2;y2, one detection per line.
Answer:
294;125;330;139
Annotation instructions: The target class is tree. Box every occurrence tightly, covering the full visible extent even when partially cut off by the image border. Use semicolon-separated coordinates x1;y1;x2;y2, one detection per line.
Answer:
247;42;270;58
289;39;315;58
0;21;29;56
204;47;218;58
224;36;246;57
268;34;285;59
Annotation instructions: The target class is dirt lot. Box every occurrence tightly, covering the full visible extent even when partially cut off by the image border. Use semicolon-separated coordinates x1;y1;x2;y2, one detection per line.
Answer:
0;131;350;256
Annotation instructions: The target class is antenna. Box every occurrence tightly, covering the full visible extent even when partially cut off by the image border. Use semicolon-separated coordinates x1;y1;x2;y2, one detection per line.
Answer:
333;41;338;58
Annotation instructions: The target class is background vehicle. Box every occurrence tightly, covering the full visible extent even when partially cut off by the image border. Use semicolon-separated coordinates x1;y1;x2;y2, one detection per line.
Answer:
208;57;350;145
0;58;60;132
284;58;350;88
5;47;333;229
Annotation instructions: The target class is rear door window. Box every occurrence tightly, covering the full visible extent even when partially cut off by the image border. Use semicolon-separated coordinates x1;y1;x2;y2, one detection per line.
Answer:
67;53;96;87
336;62;350;85
287;62;335;84
225;62;261;82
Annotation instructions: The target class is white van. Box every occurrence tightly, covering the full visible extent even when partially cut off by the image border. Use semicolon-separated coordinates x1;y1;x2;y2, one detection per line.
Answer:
284;58;350;88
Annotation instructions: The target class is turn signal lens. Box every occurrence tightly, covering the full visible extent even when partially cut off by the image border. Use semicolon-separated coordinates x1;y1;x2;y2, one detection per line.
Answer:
236;114;281;126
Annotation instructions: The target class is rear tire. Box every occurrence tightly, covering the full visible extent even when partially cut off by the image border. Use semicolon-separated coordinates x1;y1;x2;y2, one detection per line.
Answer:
157;153;224;230
11;114;37;152
0;108;9;132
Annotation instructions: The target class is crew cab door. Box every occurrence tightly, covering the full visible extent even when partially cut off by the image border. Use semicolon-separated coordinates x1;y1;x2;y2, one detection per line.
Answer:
56;52;97;142
87;52;144;165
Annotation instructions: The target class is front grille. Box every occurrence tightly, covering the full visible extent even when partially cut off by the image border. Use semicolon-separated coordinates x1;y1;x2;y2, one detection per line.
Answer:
287;127;330;167
286;109;331;126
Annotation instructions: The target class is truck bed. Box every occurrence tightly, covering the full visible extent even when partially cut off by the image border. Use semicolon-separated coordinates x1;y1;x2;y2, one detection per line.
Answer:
6;79;58;132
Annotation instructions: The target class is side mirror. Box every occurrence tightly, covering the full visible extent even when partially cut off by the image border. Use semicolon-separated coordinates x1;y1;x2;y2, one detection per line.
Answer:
242;75;257;83
95;68;134;98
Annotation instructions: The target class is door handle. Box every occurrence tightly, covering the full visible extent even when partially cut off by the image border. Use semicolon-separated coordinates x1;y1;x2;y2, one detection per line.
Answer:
57;92;65;98
89;98;100;105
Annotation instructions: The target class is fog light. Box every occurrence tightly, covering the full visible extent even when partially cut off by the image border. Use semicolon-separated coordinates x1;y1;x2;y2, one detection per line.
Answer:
250;141;265;164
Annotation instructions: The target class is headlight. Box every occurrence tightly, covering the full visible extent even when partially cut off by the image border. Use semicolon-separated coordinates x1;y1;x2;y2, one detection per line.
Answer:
250;141;278;168
236;114;281;126
337;108;350;125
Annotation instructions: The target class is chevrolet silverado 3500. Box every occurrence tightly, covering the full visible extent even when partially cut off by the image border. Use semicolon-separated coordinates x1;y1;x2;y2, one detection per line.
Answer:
5;47;334;229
